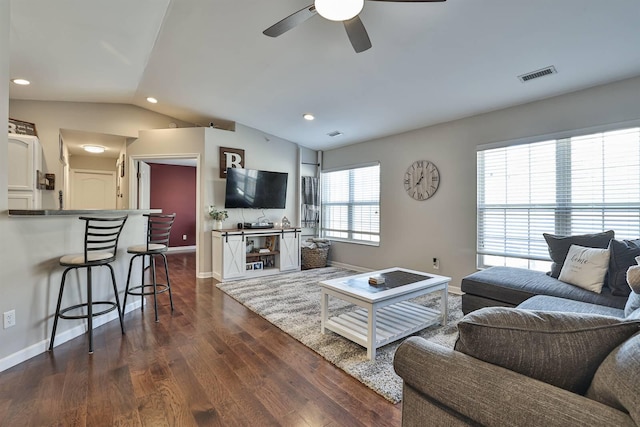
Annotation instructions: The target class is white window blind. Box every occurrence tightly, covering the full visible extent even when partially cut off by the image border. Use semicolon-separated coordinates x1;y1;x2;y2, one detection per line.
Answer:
321;163;380;244
477;127;640;270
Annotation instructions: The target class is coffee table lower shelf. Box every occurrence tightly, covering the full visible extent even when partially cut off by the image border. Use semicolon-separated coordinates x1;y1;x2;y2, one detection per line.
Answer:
324;301;442;353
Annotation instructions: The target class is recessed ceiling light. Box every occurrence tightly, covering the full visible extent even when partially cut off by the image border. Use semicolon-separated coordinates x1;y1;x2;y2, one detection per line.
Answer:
11;78;30;85
146;97;158;104
303;113;315;121
83;145;105;154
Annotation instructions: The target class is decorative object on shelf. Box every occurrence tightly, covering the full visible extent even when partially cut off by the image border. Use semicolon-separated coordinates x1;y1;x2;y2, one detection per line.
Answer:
404;160;440;201
265;235;276;252
219;146;245;178
8;118;37;136
208;206;228;230
281;216;291;228
246;239;255;253
44;173;55;190
253;261;263;270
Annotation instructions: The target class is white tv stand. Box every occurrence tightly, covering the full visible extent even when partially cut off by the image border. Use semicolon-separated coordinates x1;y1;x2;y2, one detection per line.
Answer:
211;228;301;281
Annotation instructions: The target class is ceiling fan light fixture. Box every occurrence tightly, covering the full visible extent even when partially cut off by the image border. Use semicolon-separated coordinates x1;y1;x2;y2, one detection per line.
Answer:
315;0;364;22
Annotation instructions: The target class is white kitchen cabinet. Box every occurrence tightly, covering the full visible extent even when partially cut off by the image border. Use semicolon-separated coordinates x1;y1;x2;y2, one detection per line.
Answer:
8;134;43;208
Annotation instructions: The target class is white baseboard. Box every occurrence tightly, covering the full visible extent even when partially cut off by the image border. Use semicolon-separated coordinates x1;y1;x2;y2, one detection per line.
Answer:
0;299;143;373
198;271;213;279
168;245;196;253
326;261;372;272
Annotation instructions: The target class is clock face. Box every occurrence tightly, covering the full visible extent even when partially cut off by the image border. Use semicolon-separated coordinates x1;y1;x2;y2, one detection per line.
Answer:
404;160;440;200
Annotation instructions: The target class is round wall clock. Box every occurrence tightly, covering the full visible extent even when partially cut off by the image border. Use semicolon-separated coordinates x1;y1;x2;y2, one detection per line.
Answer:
404;160;440;200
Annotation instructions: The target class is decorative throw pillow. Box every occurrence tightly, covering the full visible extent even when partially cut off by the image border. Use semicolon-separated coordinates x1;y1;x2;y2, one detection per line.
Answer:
628;264;640;294
586;332;640;424
543;230;614;278
558;244;610;293
608;239;640;296
454;307;640;394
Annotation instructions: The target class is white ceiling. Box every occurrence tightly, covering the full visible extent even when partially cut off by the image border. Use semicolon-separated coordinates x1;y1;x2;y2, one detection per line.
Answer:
9;0;640;151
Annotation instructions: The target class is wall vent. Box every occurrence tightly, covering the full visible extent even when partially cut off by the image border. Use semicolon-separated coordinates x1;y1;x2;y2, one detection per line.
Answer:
327;130;343;137
518;66;557;83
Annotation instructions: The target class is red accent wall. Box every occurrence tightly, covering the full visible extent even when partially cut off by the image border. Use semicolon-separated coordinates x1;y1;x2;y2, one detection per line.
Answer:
149;163;196;247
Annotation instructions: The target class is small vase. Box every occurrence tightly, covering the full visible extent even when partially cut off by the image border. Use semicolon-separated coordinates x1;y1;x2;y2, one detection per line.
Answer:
213;220;223;230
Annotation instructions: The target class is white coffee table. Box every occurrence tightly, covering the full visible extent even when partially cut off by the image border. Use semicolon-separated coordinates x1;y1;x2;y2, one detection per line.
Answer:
320;267;450;360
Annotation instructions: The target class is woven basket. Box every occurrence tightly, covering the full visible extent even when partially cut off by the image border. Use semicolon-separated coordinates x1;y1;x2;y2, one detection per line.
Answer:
301;246;330;269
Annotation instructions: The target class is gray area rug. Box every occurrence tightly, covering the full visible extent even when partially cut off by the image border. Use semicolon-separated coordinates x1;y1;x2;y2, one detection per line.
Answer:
217;267;463;403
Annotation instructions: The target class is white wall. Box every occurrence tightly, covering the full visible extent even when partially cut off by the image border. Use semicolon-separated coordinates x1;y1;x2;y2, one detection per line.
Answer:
203;124;301;276
121;121;302;278
323;75;640;292
9;100;193;208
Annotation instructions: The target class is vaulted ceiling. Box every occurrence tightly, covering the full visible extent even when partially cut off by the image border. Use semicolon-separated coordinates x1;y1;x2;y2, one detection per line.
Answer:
9;0;640;150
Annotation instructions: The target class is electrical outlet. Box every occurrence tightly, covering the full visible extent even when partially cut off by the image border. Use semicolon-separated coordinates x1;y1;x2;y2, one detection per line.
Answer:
432;258;440;270
182;234;187;240
3;310;16;329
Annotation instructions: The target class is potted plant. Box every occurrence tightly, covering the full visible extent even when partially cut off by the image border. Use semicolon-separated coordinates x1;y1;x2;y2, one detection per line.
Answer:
208;206;228;230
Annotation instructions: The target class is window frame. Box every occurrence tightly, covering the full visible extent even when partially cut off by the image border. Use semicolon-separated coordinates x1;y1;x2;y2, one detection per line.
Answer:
320;161;381;246
476;120;640;270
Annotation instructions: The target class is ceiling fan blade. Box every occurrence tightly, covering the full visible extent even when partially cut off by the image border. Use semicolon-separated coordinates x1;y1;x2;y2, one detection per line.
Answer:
263;4;317;37
344;16;372;53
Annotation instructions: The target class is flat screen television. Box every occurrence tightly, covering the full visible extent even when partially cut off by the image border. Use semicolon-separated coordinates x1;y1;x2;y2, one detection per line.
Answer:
224;168;288;209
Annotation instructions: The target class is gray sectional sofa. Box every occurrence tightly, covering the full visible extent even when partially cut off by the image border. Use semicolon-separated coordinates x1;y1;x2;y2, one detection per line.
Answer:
393;232;640;426
394;290;640;426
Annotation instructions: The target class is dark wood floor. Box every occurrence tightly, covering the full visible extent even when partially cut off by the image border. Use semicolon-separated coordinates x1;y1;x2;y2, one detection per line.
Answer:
0;252;402;426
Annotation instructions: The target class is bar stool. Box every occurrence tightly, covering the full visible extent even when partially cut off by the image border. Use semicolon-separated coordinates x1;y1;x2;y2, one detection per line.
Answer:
123;213;176;322
49;215;128;354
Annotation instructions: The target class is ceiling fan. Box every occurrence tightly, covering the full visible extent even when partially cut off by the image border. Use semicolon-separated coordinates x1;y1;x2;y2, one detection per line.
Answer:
263;0;446;53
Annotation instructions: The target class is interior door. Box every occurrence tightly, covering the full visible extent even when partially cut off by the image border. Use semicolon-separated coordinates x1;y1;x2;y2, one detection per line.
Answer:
70;169;117;209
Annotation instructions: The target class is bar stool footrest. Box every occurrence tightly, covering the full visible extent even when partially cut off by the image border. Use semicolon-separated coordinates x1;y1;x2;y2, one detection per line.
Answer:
125;284;170;296
58;301;118;320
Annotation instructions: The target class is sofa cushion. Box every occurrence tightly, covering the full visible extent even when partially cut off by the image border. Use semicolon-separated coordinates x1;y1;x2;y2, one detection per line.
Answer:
608;239;640;296
558;245;610;293
543;230;614;278
517;295;625;318
454;307;640;394
586;332;640;425
461;267;627;310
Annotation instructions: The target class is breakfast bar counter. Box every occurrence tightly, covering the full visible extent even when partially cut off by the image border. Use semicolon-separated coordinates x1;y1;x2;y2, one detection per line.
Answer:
8;209;161;216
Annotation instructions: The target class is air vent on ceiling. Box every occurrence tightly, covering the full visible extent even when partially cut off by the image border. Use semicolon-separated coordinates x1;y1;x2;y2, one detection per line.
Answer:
518;66;557;83
327;130;343;137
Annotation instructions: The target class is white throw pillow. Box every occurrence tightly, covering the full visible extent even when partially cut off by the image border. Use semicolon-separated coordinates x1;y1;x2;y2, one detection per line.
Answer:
558;244;610;293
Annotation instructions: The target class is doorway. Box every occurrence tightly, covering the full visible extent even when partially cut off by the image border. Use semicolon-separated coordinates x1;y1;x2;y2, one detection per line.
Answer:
129;154;201;276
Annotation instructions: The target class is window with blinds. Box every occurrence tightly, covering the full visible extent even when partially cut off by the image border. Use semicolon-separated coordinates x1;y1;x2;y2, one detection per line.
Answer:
321;163;380;244
477;127;640;270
